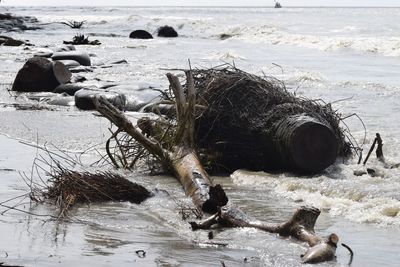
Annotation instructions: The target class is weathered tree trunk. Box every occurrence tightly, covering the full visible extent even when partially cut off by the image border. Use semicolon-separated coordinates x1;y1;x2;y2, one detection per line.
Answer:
94;73;226;216
94;70;340;264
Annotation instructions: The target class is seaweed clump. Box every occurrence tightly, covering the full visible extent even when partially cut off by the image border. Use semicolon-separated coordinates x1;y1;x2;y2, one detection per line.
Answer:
63;34;101;45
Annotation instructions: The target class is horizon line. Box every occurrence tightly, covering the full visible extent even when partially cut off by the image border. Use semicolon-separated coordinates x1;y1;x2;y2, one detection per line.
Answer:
3;5;400;8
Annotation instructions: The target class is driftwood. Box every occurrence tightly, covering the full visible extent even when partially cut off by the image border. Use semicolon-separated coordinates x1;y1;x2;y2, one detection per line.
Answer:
60;20;86;29
94;70;342;263
191;205;338;264
358;133;399;174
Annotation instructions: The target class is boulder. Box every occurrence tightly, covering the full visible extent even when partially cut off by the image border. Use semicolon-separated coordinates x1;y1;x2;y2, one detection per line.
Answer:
52;51;91;66
74;89;126;111
0;35;28;46
0;13;41;32
129;30;153;39
105;84;162;111
157;25;178;37
12;57;71;92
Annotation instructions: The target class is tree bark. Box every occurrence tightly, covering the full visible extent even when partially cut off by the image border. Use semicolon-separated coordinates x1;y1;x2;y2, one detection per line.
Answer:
94;72;227;216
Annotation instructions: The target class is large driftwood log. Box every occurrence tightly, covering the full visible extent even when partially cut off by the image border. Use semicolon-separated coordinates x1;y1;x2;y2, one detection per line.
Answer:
94;71;340;263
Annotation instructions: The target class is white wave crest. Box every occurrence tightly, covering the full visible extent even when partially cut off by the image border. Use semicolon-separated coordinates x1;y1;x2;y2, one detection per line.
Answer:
231;167;400;227
220;25;400;57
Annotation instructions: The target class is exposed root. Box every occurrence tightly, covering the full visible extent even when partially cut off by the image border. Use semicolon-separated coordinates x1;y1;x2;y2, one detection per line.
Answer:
190;205;339;264
342;243;354;265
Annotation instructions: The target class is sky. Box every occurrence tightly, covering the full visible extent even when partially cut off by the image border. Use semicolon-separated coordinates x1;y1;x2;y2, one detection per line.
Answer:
2;0;400;7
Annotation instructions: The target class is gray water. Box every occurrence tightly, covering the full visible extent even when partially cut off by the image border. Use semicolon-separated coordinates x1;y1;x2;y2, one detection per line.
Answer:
1;6;400;266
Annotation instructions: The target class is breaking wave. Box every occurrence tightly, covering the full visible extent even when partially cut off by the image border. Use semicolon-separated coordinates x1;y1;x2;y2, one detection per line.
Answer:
219;25;400;57
231;166;400;227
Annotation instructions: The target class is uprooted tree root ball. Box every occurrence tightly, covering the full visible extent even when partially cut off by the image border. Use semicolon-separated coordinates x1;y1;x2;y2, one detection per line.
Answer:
106;66;353;173
189;67;352;173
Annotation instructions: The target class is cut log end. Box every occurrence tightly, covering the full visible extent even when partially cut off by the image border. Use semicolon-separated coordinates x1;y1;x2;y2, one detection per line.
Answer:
51;61;72;84
201;184;228;214
275;115;339;173
290;121;338;172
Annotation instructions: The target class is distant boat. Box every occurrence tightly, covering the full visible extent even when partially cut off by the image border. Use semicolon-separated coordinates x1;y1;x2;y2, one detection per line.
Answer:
274;1;282;8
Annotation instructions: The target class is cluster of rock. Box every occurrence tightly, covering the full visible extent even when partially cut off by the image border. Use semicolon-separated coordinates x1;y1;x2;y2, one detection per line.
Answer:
12;45;161;112
0;35;32;46
4;13;176;110
129;25;178;39
0;13;40;32
0;13;40;46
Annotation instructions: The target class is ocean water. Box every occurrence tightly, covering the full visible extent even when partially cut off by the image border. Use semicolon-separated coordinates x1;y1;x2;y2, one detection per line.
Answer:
1;6;400;266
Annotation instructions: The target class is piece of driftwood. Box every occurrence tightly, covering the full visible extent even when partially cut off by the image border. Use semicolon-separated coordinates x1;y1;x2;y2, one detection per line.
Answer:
94;73;224;214
60;20;86;29
191;205;338;264
362;133;399;170
94;70;342;263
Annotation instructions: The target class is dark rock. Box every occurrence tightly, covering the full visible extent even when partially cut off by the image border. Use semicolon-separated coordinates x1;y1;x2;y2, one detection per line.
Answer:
219;33;234;40
157;25;178;37
12;57;71;92
0;35;29;46
74;89;126;111
0;13;41;32
129;30;153;39
106;84;162;112
0;14;13;20
52;51;91;66
71;75;87;83
110;59;128;65
53;84;86;96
